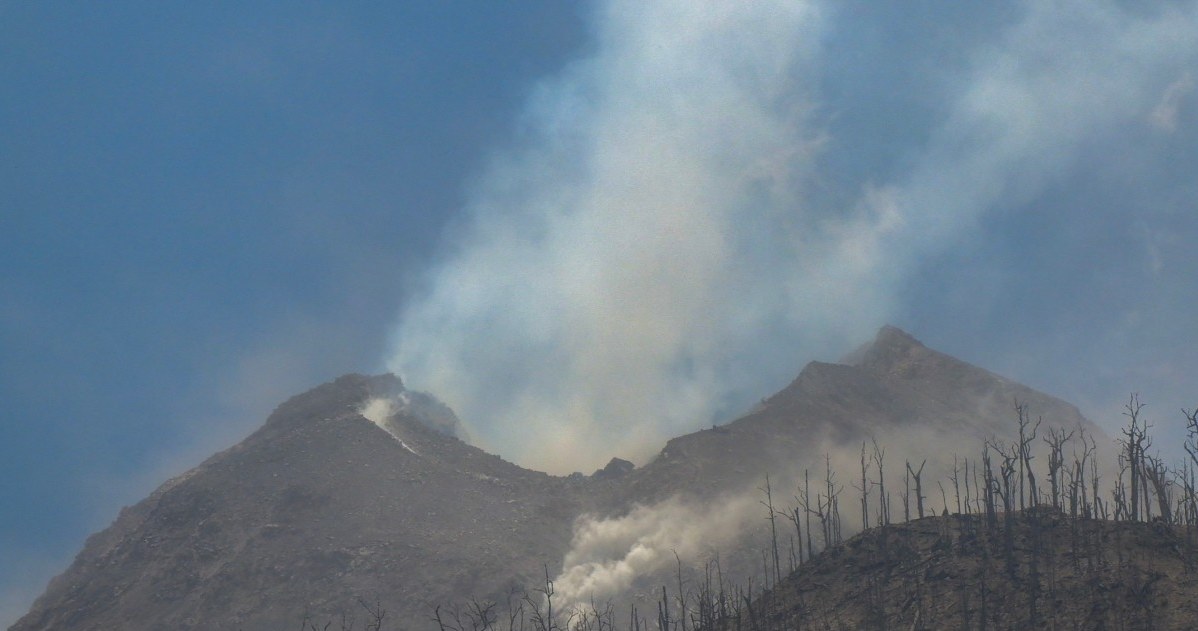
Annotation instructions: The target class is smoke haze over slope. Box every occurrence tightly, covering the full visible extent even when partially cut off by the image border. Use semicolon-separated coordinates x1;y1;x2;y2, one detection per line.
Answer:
7;2;1198;625
388;0;1198;474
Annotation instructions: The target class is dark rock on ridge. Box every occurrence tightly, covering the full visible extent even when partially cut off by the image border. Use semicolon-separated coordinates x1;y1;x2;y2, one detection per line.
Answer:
592;457;635;480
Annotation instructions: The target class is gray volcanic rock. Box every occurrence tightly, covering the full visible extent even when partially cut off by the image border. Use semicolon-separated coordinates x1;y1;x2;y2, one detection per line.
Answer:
570;327;1111;611
617;326;1104;506
592;458;635;480
13;327;1111;630
13;374;584;631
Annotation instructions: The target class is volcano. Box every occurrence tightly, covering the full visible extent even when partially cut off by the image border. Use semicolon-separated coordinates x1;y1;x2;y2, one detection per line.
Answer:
12;327;1108;630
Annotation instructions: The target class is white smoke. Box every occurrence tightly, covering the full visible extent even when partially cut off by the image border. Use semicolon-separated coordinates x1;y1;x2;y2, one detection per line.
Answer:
388;0;1198;474
388;1;889;474
359;396;420;455
553;494;758;608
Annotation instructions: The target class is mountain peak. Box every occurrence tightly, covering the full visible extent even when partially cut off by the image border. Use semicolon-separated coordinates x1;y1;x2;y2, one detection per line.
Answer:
839;325;925;369
259;373;403;434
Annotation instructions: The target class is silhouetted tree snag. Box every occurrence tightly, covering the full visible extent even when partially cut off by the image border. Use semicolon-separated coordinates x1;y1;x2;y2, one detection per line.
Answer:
657;586;670;631
1071;426;1097;520
1121;393;1152;522
906;459;926;519
758;476;783;586
856;441;871;531
981;448;997;533
821;454;843;546
986;439;1020;575
503;587;526;631
1186;407;1198;470
781;501;805;569
1043;426;1073;512
797;469;815;561
1144;451;1173;523
871;438;890;526
1185;407;1198;544
1014;400;1041;511
962;457;973;516
357;598;385;631
951;455;963;515
673;552;690;631
523;566;557;631
902;461;911;523
462;599;498;631
989;440;1017;517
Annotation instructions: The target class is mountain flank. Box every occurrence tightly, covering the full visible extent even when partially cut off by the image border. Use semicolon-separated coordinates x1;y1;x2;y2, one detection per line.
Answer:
13;375;586;630
754;509;1198;630
12;327;1120;630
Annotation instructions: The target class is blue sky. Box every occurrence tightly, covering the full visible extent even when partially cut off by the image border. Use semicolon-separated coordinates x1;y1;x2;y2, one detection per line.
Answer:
3;1;1197;624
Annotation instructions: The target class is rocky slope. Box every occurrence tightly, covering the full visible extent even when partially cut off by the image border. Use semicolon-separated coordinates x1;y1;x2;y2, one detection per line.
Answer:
13;375;585;630
12;327;1112;630
753;509;1198;630
617;325;1103;506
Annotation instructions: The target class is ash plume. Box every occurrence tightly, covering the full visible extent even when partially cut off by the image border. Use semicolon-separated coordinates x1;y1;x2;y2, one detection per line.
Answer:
553;494;758;608
388;0;1198;474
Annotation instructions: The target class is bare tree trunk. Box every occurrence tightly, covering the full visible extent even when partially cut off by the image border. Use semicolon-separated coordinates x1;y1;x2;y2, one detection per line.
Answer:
858;441;870;531
1121;394;1150;522
907;460;926;519
1015;400;1041;511
1043;427;1073;512
760;476;782;586
872;438;889;526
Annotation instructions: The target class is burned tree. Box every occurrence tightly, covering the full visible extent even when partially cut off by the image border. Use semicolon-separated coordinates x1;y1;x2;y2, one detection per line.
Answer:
1014;400;1041;510
871;438;890;526
1044;426;1074;512
906;459;926;519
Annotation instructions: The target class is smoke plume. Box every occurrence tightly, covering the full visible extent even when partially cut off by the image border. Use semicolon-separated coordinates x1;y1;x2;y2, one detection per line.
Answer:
388;0;880;474
553;495;758;608
388;0;1198;473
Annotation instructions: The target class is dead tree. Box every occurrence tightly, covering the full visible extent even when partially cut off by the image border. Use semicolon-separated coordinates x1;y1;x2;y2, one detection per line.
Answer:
465;599;497;631
824;454;843;545
856;441;871;531
760;476;783;586
1014;400;1041;511
1144;453;1173;523
982;448;997;533
903;461;911;523
1113;453;1130;521
657;586;670;631
951;455;963;515
1043;426;1074;512
872;438;890;526
907;459;927;519
782;504;805;567
674;552;689;631
1184;407;1198;536
963;457;972;516
795;469;816;560
992;441;1018;516
359;598;386;631
1120;394;1151;522
1075;427;1096;519
525;566;557;631
1186;407;1198;472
